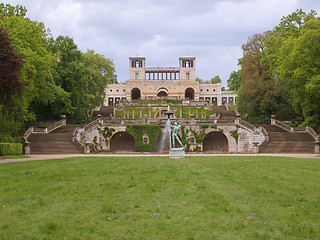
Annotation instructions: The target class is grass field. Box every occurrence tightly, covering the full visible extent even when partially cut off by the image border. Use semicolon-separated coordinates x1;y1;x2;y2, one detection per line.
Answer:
0;156;319;239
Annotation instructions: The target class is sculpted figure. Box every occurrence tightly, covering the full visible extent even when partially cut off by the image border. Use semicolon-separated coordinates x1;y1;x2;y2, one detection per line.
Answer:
166;121;184;149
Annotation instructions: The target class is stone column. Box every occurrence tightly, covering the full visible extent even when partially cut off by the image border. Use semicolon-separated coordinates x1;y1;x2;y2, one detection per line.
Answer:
97;113;103;125
180;108;182;118
61;115;67;125
253;141;259;153
24;141;31;155
315;141;320;154
84;142;91;154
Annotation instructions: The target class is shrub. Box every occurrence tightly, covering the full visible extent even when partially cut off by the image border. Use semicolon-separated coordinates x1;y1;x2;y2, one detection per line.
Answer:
0;143;23;155
126;125;161;152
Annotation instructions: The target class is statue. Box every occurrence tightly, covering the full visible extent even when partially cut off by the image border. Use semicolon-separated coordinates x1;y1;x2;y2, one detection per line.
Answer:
166;121;184;150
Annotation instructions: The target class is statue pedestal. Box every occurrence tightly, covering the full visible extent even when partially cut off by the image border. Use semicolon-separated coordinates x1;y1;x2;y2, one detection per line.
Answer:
169;148;185;158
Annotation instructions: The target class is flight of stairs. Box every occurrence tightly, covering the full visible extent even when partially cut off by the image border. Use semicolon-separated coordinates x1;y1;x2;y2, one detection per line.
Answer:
27;125;83;154
216;105;237;122
259;125;315;153
91;106;114;120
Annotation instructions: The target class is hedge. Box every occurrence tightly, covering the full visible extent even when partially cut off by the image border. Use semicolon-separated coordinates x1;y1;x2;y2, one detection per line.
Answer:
126;125;161;152
0;143;23;155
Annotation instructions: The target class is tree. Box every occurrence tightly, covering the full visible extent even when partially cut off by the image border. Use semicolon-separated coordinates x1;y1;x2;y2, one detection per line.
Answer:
276;17;320;131
81;49;117;108
48;36;117;123
195;77;203;83
0;3;27;18
227;70;241;91
237;32;294;122
0;26;23;104
262;9;320;131
0;26;23;142
210;75;221;83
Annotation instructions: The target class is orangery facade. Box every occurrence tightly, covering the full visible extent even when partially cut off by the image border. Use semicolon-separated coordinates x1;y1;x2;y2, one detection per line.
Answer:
104;57;237;106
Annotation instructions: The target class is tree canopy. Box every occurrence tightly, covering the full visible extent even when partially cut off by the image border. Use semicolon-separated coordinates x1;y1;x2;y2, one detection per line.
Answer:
237;9;320;131
0;4;117;141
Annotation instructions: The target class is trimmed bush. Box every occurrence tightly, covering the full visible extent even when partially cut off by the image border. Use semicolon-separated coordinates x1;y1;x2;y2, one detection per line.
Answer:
0;143;23;155
126;125;161;152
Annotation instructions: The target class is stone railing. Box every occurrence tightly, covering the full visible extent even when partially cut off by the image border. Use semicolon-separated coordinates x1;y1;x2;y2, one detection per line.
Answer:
72;127;85;152
271;118;292;132
23;116;67;141
306;126;320;141
84;119;101;132
257;126;269;149
236;118;256;132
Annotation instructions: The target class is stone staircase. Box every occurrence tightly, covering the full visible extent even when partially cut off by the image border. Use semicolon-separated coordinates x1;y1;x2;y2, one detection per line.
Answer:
216;105;237;122
91;106;114;120
259;125;315;153
27;125;83;154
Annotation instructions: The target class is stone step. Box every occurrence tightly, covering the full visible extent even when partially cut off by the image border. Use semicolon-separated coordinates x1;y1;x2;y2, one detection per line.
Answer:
259;124;315;153
27;125;83;154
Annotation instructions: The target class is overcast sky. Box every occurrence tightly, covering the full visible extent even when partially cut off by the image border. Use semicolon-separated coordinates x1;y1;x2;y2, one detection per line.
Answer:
5;0;320;86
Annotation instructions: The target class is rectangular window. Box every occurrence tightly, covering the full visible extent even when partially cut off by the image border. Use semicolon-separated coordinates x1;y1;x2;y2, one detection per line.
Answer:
132;60;142;68
222;97;228;104
199;97;204;101
186;73;190;79
205;97;210;102
108;97;114;106
135;73;139;80
228;97;234;105
212;97;217;105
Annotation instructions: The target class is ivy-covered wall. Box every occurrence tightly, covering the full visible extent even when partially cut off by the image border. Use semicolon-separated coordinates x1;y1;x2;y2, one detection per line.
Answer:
126;125;161;152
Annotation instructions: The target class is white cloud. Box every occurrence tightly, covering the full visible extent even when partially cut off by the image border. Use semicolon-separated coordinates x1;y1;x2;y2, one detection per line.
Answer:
5;0;320;85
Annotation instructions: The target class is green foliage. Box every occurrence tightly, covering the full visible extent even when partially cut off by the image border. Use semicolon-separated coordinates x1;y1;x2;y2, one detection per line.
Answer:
195;77;203;83
227;70;241;91
46;36;117;123
0;3;27;18
238;31;297;122
0;142;22;155
180;125;190;152
210;125;217;129
137;99;182;104
102;126;115;138
126;125;161;152
191;129;205;144
200;124;209;129
230;130;239;143
210;75;222;83
116;106;216;119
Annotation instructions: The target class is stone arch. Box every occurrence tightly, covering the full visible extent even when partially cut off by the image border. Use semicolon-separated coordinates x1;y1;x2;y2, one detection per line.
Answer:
110;131;135;152
185;87;195;100
157;87;169;98
131;88;141;100
202;131;228;152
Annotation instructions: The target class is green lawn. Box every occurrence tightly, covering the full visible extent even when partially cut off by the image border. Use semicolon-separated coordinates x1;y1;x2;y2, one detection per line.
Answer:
0;156;319;239
0;155;30;160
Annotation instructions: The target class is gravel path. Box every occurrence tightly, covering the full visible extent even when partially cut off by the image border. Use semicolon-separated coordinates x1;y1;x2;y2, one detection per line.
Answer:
1;153;319;164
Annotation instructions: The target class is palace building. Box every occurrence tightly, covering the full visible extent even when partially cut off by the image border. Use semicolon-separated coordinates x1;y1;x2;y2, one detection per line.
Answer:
104;57;237;106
